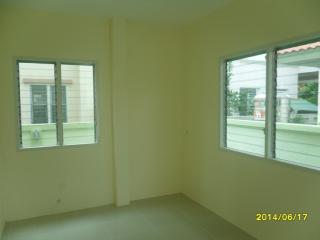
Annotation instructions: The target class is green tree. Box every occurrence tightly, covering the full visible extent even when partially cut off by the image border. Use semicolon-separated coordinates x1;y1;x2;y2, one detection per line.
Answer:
239;88;256;116
299;82;318;105
226;63;240;115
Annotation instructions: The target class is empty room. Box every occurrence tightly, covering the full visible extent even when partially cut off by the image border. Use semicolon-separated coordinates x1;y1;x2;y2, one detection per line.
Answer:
0;0;320;239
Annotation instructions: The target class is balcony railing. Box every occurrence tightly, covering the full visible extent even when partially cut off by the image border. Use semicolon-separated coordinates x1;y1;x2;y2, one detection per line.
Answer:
227;119;320;168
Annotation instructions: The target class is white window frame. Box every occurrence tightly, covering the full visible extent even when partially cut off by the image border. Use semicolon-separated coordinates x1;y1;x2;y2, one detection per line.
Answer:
16;59;98;150
220;34;320;171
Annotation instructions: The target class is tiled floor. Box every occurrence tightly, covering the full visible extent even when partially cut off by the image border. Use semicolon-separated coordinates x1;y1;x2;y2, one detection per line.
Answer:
2;194;255;240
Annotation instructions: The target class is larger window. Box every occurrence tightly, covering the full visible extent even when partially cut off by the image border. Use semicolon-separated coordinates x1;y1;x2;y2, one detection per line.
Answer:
17;61;97;148
222;39;320;170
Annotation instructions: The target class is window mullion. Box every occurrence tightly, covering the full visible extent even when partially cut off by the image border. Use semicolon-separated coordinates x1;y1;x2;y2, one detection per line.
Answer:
55;62;64;146
220;61;227;148
265;49;277;159
47;85;52;123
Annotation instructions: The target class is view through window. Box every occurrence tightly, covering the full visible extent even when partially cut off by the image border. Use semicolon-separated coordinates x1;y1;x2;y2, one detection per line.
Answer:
276;42;320;167
223;40;320;169
226;54;266;156
17;61;96;148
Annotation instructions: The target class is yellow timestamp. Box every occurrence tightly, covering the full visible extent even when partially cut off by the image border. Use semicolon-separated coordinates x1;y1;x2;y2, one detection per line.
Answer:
256;213;308;221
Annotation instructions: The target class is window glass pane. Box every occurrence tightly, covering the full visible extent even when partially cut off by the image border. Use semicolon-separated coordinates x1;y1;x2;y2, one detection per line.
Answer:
226;54;266;155
61;64;96;145
276;41;320;168
18;62;57;148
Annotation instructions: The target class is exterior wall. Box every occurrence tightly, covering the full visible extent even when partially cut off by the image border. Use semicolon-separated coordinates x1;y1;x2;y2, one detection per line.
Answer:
227;120;265;155
229;56;266;94
19;64;94;125
62;65;81;123
277;49;320;97
61;64;95;124
22;123;95;147
79;66;94;123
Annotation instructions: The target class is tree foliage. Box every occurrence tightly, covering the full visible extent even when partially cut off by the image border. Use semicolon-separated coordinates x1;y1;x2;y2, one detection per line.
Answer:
226;63;240;115
298;82;318;105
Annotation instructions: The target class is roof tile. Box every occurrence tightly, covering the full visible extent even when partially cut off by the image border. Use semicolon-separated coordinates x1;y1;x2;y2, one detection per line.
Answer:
278;41;320;54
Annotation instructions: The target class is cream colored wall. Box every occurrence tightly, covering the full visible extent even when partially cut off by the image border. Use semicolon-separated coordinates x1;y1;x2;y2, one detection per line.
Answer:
0;7;184;223
0;7;114;221
183;0;320;240
127;21;184;200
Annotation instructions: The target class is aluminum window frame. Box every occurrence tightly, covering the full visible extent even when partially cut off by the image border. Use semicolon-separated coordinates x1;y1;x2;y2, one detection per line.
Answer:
16;58;98;150
220;33;320;172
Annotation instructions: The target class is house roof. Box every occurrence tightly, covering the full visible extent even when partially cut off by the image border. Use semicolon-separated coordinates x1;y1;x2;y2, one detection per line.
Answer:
278;42;320;55
290;98;318;113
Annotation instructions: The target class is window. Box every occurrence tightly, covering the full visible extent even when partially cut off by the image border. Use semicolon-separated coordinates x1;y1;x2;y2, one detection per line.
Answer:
17;61;97;149
221;39;320;170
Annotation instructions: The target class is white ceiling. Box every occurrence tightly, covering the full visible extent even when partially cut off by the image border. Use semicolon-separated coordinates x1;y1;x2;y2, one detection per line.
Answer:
0;0;232;24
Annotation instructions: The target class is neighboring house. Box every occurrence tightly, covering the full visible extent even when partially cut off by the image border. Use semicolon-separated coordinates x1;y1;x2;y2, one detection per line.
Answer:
228;42;320;125
18;63;95;147
19;63;94;126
